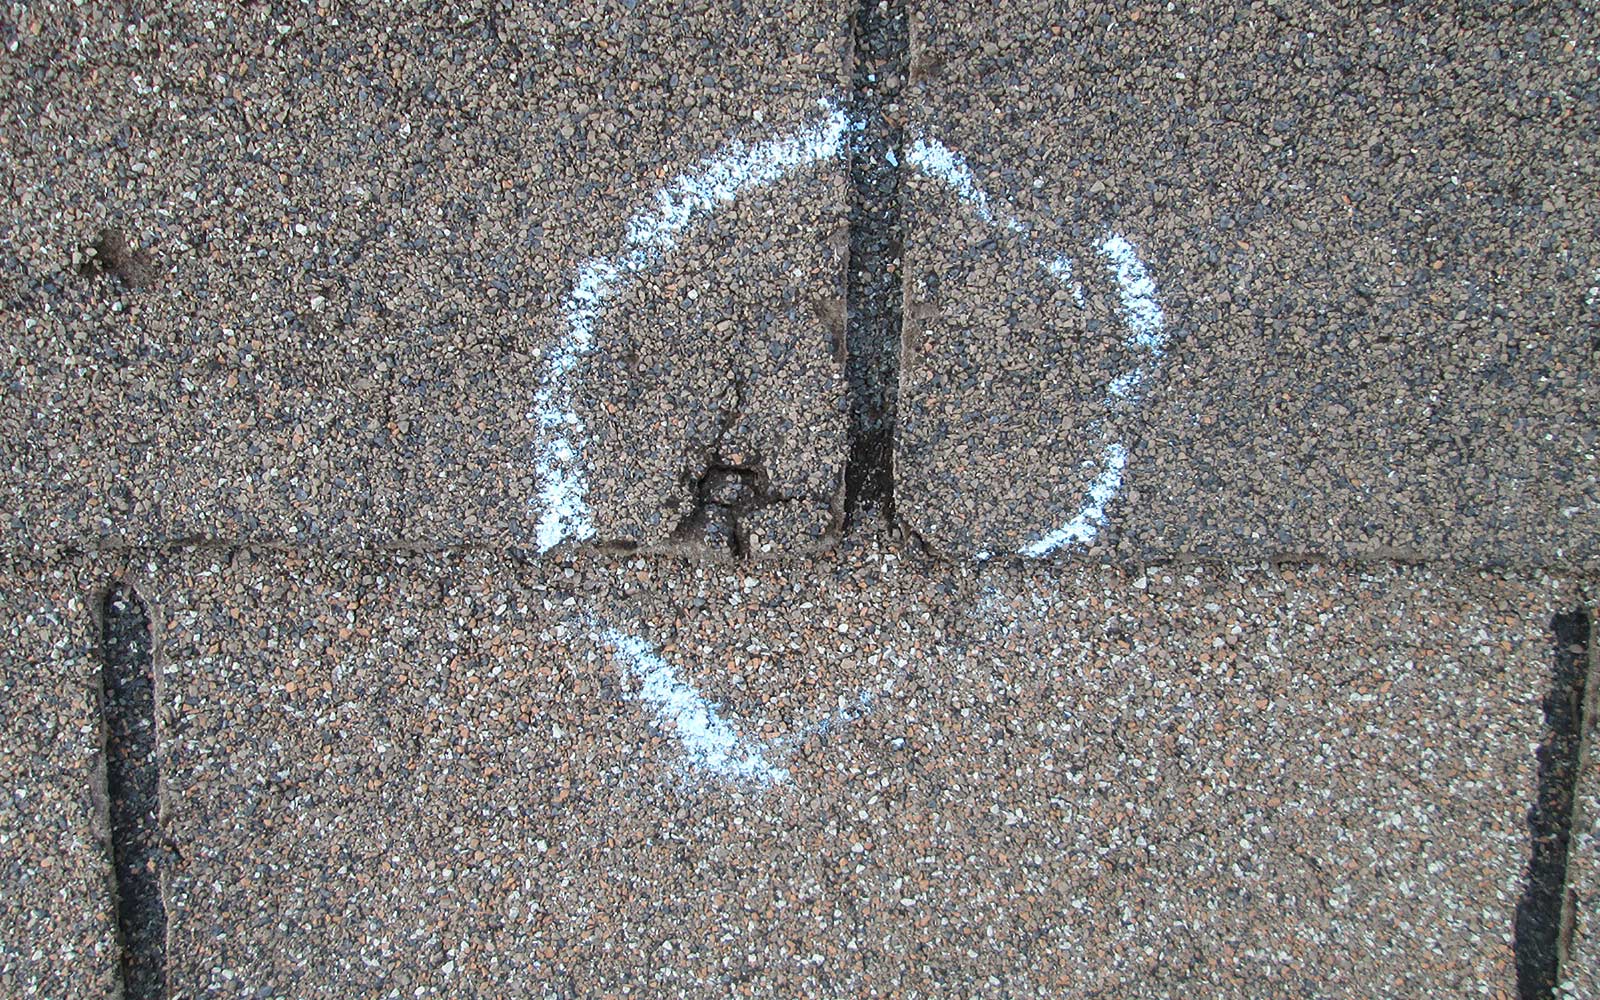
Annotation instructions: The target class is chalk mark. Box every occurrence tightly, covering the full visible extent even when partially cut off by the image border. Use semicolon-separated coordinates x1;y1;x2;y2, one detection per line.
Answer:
535;105;1174;784
532;105;849;553
594;623;895;787
903;138;1171;557
534;112;1169;562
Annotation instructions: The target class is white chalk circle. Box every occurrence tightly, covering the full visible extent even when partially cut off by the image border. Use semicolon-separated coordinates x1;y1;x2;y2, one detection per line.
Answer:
530;105;850;554
901;139;1169;558
532;100;1170;784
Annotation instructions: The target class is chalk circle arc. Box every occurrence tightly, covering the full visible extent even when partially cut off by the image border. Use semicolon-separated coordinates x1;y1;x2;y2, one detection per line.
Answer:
900;139;1169;559
533;100;1170;785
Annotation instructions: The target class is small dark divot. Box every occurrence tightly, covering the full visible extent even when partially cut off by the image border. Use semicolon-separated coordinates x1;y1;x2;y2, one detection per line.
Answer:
667;372;836;558
1515;607;1592;999
673;461;792;559
100;583;167;1000
79;228;159;289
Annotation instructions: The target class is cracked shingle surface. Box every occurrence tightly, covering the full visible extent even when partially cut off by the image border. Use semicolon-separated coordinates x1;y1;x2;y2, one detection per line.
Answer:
0;2;848;556
3;1;1600;995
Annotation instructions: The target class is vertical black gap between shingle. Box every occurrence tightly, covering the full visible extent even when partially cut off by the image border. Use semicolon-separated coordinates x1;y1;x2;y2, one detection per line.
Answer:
101;584;166;1000
843;0;908;529
1515;608;1592;999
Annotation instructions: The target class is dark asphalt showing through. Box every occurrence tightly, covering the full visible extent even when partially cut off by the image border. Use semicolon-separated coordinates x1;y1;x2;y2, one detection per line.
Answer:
843;0;908;529
100;584;166;1000
1517;608;1593;1000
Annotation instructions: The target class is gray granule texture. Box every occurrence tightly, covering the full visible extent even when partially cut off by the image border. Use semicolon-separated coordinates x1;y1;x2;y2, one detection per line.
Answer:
898;2;1598;568
0;560;121;997
144;546;1567;997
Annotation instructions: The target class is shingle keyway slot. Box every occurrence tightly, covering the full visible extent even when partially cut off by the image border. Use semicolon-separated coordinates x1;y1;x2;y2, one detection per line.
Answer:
101;584;167;1000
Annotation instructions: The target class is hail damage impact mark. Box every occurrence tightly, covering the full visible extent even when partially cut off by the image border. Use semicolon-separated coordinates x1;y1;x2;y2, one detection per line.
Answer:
530;107;849;553
532;108;1170;561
